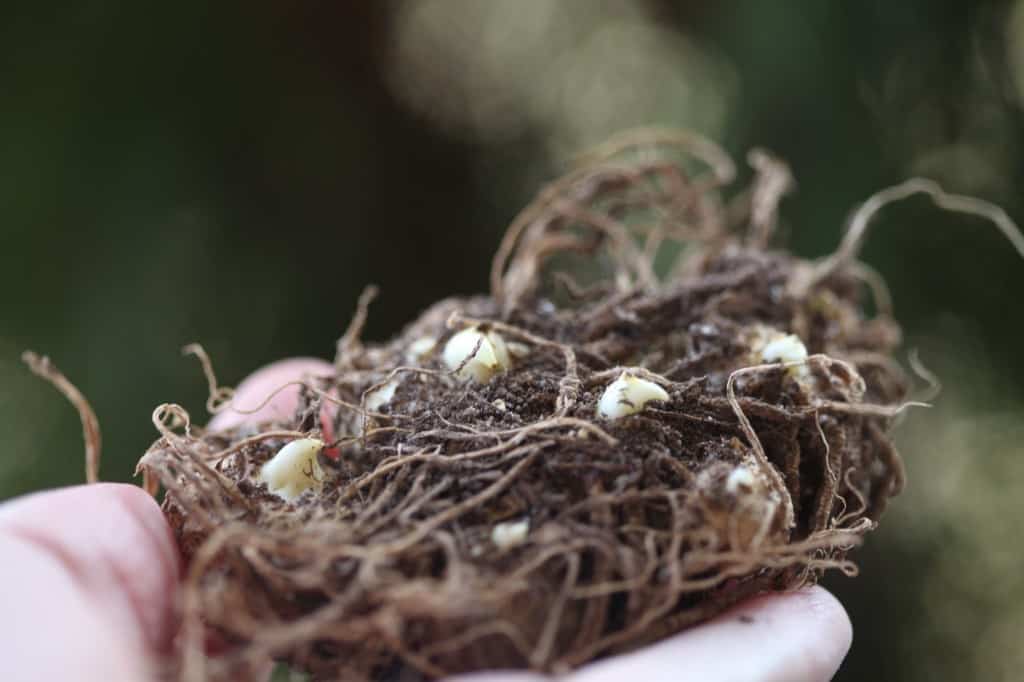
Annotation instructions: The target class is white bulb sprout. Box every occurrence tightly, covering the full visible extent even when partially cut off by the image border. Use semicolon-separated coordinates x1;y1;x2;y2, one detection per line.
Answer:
597;371;670;420
364;377;400;412
406;336;437;362
260;438;325;501
491;518;530;549
442;327;511;383
507;341;531;359
759;333;810;378
725;466;756;495
354;377;403;437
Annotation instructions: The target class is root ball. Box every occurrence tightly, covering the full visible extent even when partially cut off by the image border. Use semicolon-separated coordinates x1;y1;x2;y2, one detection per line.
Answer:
138;130;920;681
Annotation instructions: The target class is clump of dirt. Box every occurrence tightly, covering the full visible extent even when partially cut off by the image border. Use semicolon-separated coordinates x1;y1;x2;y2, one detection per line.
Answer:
131;129;1005;681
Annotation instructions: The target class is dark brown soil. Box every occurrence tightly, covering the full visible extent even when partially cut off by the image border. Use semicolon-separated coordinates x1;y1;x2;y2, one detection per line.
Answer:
136;130;928;681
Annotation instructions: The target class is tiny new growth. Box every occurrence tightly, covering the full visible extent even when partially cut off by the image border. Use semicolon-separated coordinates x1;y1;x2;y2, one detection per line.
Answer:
364;377;400;411
726;466;757;495
756;331;811;379
491;518;530;549
406;336;437;362
260;438;325;501
442;326;511;383
597;372;670;420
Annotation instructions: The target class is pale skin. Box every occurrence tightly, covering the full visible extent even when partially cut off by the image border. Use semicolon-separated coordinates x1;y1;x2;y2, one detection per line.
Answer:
0;358;852;681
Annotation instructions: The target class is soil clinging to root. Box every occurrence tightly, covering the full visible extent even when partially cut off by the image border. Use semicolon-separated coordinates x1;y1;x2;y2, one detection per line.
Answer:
130;129;1007;681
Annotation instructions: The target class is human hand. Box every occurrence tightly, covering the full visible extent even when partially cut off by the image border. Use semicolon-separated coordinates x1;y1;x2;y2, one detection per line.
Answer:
0;358;851;682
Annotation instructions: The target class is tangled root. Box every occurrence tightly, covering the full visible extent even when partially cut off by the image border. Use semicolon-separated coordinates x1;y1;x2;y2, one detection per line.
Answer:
132;129;974;681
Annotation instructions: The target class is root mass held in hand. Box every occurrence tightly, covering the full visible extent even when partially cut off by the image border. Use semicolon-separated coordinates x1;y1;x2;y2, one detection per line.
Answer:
130;129;1007;681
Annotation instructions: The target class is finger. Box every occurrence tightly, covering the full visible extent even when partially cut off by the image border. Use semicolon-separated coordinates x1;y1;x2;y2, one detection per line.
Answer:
208;357;334;431
573;586;852;682
446;588;849;682
0;483;180;681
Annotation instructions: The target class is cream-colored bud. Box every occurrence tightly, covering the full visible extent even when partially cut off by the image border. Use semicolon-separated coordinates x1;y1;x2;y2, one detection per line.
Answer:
491;518;530;549
507;341;531;359
260;438;325;501
597;372;670;420
442;327;511;383
725;466;756;495
364;377;400;412
406;336;437;362
759;334;809;377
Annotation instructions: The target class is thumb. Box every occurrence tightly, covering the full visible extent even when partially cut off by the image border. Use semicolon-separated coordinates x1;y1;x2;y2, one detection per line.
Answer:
0;483;180;681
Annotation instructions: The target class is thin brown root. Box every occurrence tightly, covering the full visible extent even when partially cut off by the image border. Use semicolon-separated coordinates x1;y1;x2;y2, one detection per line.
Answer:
833;467;869;529
849;260;894;317
182;343;236;415
219;380;309;418
908;349;942;404
205;430;309;462
810;399;930;419
747;148;794;249
726;364;796;530
211;374;338;425
811;410;838;532
22;351;101;484
336;284;380;368
571;126;736;187
801;177;1024;294
152;403;194;441
490;128;736;308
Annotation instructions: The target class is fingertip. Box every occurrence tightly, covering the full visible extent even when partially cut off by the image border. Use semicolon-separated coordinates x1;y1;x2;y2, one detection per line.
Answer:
702;586;852;682
0;483;181;650
801;585;853;660
788;585;853;678
208;357;334;430
0;483;185;678
99;482;182;581
575;586;852;682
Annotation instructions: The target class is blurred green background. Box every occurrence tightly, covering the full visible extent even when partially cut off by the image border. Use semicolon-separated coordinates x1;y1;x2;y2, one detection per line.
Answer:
3;1;1023;680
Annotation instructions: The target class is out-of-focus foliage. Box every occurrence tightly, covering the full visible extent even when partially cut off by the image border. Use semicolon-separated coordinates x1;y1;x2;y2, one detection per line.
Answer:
1;2;1022;680
385;0;736;156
